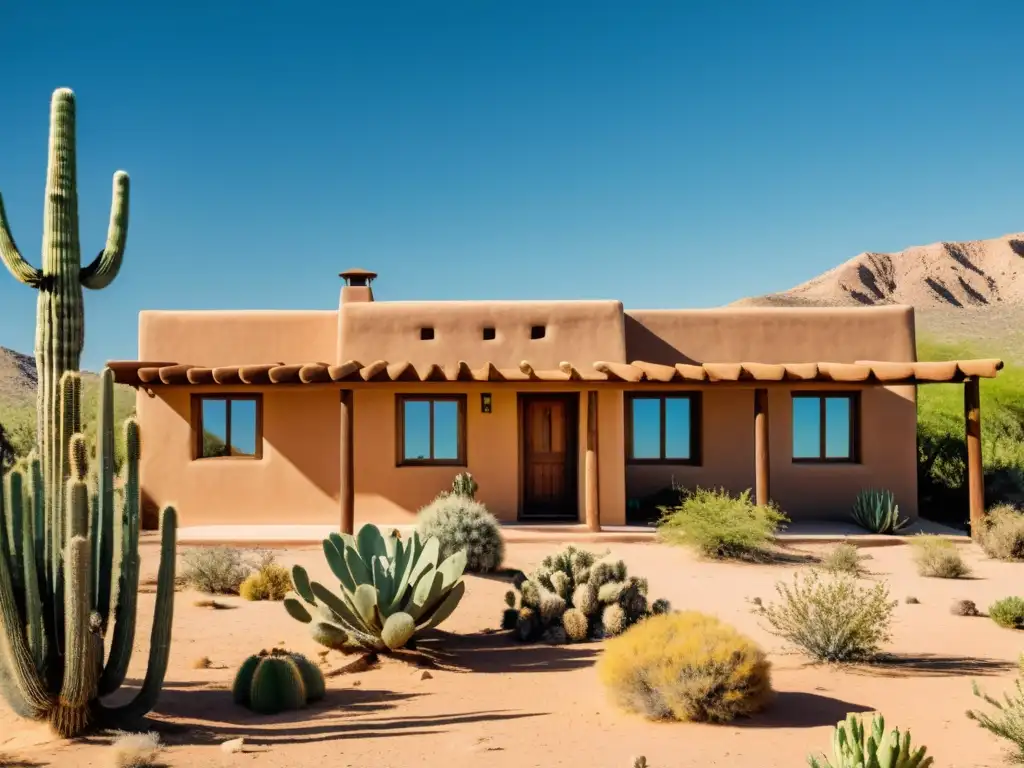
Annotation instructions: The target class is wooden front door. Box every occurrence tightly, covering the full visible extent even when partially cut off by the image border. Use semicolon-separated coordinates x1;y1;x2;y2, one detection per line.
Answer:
520;394;578;520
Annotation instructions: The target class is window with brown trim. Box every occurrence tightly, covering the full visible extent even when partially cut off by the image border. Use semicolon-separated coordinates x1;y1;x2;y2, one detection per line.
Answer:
625;393;701;464
191;394;263;460
396;395;467;466
791;392;859;463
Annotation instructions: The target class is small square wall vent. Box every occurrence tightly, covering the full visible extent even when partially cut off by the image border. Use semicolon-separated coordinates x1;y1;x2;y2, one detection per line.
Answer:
420;327;435;340
530;325;546;340
482;327;496;340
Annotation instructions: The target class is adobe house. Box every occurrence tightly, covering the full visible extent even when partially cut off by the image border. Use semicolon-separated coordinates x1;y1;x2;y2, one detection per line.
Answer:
109;269;1001;533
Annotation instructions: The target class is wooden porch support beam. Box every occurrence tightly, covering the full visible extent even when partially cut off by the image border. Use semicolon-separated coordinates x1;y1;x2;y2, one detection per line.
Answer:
754;388;770;507
340;389;355;535
585;390;600;532
964;377;984;538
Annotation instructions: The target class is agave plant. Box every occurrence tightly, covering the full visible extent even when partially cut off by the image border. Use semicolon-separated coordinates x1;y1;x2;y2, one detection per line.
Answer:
284;525;466;652
851;489;909;534
808;713;933;768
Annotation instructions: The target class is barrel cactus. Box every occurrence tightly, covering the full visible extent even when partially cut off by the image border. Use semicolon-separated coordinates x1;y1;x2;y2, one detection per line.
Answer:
0;370;177;737
284;525;467;652
417;489;504;573
808;713;933;768
502;544;668;643
232;649;325;715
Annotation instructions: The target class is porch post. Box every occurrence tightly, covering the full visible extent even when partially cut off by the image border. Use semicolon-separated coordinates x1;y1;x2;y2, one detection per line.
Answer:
964;377;984;538
754;388;770;507
340;389;355;534
585;390;601;531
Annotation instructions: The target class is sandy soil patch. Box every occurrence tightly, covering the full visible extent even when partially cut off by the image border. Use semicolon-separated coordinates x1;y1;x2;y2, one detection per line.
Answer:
1;540;1022;768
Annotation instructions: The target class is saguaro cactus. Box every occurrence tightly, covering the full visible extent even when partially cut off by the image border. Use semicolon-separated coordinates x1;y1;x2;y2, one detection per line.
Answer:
0;87;130;552
0;370;177;737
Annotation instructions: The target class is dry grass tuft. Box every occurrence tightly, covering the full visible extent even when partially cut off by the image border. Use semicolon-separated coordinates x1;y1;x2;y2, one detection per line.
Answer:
597;611;772;723
819;543;866;576
109;731;163;768
191;656;212;669
979;504;1024;561
910;535;972;578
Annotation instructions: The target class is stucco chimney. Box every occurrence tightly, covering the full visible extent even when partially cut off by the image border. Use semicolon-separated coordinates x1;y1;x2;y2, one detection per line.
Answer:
339;268;376;304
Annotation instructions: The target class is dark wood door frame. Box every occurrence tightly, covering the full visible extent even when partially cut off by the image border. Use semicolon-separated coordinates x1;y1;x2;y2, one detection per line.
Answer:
518;392;580;522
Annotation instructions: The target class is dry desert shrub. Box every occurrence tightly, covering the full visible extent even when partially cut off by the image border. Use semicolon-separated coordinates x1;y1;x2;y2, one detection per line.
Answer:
239;556;292;601
820;542;866;576
181;546;251;594
979;504;1024;561
596;611;772;723
109;731;163;768
910;535;971;578
657;487;788;560
754;569;896;662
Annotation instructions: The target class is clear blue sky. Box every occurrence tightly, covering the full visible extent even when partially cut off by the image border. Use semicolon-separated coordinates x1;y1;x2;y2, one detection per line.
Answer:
1;1;1022;370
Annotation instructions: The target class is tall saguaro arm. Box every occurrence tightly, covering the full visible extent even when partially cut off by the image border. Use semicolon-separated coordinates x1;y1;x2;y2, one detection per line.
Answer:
0;195;42;286
80;171;130;290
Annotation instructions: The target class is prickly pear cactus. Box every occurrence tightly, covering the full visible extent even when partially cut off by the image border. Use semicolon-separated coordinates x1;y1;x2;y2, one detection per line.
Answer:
502;545;670;643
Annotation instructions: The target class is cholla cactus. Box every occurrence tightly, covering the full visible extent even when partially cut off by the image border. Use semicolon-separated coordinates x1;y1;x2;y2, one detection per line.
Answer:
502;545;670;643
808;713;933;768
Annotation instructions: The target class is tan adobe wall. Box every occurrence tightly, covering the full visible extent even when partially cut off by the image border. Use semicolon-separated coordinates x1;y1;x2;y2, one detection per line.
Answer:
338;300;627;369
139;382;628;528
625;305;917;364
138;310;338;365
137;385;342;526
624;383;918;521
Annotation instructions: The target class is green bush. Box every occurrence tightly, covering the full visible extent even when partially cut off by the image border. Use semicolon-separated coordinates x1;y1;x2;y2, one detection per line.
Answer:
820;543;867;576
909;535;971;579
851;488;909;534
978;504;1024;561
967;676;1024;764
597;611;772;723
657;487;788;559
916;338;1024;530
809;713;933;768
417;491;505;573
754;570;897;662
988;597;1024;629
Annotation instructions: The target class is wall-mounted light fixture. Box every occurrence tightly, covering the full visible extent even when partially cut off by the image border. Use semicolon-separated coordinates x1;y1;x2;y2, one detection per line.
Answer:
481;393;492;413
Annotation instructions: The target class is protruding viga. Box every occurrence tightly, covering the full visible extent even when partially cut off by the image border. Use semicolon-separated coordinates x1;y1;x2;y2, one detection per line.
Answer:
0;87;130;573
0;370;178;737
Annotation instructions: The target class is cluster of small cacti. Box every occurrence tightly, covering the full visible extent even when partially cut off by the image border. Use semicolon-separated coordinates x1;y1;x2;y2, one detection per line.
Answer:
808;713;932;768
501;545;670;643
0;88;177;738
232;648;326;715
417;474;504;573
284;525;467;652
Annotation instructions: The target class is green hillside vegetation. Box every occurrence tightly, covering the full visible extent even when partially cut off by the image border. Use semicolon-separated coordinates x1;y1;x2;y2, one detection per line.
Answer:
916;336;1024;528
0;357;136;469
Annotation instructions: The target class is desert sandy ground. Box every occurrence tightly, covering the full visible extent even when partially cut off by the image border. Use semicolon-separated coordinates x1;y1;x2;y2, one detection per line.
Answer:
2;539;1022;768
